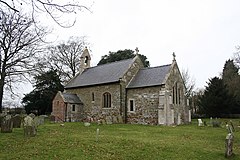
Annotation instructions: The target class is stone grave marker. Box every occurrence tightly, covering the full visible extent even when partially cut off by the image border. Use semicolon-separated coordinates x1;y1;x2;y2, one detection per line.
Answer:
225;122;234;158
33;117;40;127
198;119;203;126
12;115;22;128
39;115;47;125
23;115;37;137
1;115;13;133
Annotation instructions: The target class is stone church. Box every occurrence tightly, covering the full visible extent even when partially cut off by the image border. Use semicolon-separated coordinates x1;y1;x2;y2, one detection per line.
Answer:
52;48;191;125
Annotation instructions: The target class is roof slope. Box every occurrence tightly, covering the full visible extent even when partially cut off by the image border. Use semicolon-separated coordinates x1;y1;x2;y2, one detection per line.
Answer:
127;64;171;88
65;58;134;88
62;92;82;104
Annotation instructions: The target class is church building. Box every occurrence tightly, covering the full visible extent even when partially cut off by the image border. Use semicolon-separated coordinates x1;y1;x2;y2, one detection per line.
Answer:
52;48;191;125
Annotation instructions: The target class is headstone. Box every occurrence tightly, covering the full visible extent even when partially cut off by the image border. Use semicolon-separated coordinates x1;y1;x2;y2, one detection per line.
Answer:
96;128;100;142
23;115;36;137
33;117;40;127
225;121;234;157
225;133;234;158
38;116;45;125
210;117;213;126
1;115;13;133
198;119;203;126
12;115;22;128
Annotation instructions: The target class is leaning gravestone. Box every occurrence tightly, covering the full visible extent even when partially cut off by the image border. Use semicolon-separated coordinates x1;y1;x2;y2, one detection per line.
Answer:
1;115;13;133
12;115;22;128
23;115;36;137
225;122;234;158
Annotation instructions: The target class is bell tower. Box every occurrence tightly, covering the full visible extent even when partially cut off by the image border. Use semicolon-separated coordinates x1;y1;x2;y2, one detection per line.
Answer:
80;47;91;73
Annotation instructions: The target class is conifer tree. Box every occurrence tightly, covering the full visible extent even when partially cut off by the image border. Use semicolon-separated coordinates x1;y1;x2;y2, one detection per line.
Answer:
199;77;236;117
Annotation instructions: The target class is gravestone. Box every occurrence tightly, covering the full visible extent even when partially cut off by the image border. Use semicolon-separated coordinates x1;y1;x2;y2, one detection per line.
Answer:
1;115;13;133
39;115;47;125
38;116;44;125
12;115;22;128
23;115;36;137
198;119;203;126
225;133;234;158
33;117;40;127
225;122;234;158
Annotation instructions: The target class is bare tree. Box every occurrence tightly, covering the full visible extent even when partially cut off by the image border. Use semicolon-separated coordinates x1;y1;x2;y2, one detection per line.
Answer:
41;36;88;83
182;68;195;98
0;9;47;112
234;46;240;68
0;0;90;28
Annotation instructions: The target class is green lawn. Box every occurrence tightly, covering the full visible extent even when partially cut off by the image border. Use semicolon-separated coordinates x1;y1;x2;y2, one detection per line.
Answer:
0;119;240;160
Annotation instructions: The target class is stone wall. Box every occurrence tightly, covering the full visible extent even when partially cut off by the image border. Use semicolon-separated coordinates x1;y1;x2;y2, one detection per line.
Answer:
52;93;66;122
65;103;83;122
164;61;190;124
120;55;144;122
126;86;161;125
66;83;122;123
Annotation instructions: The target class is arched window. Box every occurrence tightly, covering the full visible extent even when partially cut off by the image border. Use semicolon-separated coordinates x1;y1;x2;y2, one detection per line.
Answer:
103;92;111;108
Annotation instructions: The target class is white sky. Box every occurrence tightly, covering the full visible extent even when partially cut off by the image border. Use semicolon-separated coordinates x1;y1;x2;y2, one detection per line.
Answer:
5;0;240;106
11;0;240;104
46;0;240;90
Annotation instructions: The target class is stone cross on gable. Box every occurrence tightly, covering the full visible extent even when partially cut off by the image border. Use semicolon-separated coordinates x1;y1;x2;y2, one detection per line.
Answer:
135;47;139;55
172;52;176;61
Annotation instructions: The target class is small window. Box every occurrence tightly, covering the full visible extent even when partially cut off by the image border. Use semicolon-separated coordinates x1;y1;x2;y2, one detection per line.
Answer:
129;99;135;112
103;92;111;108
72;105;75;111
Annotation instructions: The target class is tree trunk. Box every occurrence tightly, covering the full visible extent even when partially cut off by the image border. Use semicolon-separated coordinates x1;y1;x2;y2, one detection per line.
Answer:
0;77;5;113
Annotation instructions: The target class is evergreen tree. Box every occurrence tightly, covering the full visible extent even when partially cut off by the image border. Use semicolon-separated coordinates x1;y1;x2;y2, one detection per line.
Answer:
22;70;64;115
222;59;240;112
97;49;150;67
199;77;236;117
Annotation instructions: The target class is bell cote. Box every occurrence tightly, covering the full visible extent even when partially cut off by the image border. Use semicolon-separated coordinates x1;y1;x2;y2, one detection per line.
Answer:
80;47;91;73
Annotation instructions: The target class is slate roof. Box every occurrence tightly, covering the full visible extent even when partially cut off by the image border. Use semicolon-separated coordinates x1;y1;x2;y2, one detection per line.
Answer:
62;92;82;104
127;64;171;88
65;58;134;88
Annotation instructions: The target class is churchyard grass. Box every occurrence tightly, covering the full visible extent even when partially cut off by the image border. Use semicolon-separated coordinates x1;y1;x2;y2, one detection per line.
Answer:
1;119;240;160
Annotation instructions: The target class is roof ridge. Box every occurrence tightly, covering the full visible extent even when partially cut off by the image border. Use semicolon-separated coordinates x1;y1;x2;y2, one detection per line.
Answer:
141;64;171;70
94;58;134;67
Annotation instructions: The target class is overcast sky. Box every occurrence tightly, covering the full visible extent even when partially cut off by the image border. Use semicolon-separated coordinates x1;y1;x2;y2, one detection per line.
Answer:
46;0;240;90
6;0;240;106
